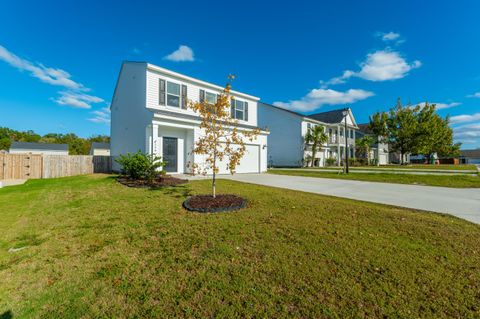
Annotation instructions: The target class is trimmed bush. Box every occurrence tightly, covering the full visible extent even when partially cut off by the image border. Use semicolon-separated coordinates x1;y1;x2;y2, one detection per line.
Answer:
115;151;166;181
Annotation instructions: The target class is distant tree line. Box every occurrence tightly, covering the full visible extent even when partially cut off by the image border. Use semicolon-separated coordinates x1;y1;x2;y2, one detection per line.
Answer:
0;127;109;155
369;99;461;164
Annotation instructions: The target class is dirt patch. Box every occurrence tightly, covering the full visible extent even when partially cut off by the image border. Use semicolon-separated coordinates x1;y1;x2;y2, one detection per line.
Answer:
183;194;247;213
117;175;188;188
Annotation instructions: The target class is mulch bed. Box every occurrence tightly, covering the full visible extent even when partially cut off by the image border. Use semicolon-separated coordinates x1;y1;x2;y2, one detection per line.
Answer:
117;175;188;188
183;194;247;213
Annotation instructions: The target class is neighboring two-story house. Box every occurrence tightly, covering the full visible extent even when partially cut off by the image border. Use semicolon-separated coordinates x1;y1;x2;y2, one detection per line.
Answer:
110;62;268;174
258;103;359;167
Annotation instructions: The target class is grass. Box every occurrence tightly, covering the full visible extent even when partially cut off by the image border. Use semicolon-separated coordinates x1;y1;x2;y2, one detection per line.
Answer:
306;164;478;172
355;164;477;171
0;175;479;318
269;169;480;188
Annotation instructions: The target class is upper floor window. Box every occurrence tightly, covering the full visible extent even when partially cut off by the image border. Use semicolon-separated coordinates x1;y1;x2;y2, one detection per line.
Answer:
205;92;217;104
340;128;344;137
231;99;248;121
307;123;312;131
159;79;187;109
350;129;354;139
167;82;180;107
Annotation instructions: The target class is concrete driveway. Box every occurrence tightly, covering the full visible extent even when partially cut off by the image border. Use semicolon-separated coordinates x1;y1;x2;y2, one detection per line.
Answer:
221;173;480;224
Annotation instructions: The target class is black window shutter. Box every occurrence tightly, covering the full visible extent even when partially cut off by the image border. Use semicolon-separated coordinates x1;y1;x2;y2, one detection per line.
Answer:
159;79;166;105
244;102;248;121
230;99;236;119
199;89;205;103
181;84;187;109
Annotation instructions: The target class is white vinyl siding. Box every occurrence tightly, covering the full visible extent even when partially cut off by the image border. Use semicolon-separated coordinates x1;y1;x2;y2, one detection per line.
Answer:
146;68;258;126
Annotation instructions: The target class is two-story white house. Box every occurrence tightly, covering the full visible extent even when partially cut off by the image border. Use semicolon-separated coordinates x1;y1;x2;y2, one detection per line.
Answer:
258;103;359;167
111;62;268;174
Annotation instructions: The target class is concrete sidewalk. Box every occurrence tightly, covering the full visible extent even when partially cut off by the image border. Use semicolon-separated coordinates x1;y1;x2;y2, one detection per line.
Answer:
220;173;480;224
0;179;26;188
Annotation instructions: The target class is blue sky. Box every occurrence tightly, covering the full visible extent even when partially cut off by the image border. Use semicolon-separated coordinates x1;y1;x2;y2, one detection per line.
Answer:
1;0;479;149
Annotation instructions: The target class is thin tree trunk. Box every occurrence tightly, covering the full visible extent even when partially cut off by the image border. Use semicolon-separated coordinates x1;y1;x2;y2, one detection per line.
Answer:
212;150;216;198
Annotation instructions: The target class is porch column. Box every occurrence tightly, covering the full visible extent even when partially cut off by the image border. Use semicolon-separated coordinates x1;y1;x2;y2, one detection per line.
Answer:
152;124;160;156
337;145;341;166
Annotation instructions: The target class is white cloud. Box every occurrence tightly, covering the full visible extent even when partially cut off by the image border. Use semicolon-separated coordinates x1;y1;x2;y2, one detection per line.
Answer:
354;50;421;81
381;32;401;41
164;45;195;62
453;123;480;146
450;113;480;124
52;91;104;109
0;45;85;90
416;102;461;110
467;92;480;98
322;49;421;87
273;88;374;112
88;107;110;124
0;44;105;112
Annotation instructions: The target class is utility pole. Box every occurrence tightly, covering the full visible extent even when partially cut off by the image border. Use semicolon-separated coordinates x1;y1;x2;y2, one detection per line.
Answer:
342;108;349;174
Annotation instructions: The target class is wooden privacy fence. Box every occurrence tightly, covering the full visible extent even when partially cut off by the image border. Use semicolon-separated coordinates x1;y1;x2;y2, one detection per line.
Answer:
0;154;112;180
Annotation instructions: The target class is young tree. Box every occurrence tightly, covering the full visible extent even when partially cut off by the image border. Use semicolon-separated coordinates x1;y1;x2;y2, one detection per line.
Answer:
304;125;328;167
189;76;261;198
355;135;375;165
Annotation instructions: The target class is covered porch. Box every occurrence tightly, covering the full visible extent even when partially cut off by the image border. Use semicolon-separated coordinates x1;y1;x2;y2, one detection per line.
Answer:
146;121;196;175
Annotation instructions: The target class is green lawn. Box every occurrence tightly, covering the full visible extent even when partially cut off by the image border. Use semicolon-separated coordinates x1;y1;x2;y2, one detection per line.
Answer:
269;169;480;188
355;164;477;171
1;175;480;318
307;164;478;172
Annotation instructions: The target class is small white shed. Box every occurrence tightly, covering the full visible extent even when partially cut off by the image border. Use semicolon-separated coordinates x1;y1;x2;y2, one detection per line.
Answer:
8;142;69;155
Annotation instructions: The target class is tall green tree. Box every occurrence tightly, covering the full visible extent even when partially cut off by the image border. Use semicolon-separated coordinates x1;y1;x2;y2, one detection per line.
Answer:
370;99;421;164
416;102;460;160
304;125;328;167
370;100;460;164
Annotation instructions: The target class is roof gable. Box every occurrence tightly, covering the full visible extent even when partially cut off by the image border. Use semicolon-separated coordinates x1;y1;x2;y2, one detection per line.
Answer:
307;108;358;127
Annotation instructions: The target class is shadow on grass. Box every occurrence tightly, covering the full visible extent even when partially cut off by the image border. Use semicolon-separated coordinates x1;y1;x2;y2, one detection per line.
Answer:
0;310;13;319
150;185;193;198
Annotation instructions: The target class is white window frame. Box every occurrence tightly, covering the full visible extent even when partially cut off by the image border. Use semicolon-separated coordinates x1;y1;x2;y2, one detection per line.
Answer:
233;99;246;121
166;80;181;108
205;91;217;104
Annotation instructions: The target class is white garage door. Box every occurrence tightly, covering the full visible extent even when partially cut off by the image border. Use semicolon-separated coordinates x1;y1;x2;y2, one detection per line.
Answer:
218;144;260;174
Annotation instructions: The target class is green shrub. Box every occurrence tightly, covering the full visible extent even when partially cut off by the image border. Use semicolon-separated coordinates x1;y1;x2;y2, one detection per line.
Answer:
326;157;336;166
115;151;166;181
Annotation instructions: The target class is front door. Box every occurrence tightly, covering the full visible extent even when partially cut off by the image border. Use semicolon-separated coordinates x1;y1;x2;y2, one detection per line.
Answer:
162;137;178;173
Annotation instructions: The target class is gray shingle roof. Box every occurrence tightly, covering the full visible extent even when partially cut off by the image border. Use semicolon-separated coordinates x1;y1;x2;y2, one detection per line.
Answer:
460;149;480;158
91;142;110;149
357;123;372;134
10;141;68;151
308;109;348;124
